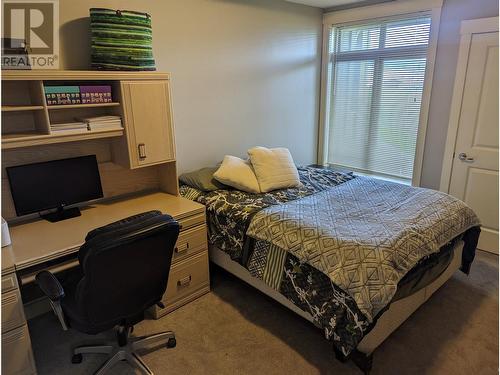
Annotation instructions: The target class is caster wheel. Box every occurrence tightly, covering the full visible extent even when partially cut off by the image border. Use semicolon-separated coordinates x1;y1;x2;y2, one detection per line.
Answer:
71;353;83;364
166;338;176;348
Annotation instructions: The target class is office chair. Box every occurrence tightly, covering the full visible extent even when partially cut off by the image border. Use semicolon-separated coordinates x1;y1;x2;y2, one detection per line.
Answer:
35;210;180;375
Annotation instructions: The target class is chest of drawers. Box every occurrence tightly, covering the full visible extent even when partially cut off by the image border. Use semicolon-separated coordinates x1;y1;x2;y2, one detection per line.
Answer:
149;206;210;319
1;251;36;375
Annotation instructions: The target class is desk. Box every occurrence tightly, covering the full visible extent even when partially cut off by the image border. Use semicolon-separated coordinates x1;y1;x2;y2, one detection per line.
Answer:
1;191;210;375
7;192;205;271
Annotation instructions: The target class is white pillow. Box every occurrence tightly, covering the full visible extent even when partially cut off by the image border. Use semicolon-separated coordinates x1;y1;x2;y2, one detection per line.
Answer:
213;155;261;194
248;146;300;193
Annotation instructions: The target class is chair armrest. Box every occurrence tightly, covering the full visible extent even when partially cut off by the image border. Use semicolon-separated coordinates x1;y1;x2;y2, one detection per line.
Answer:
35;270;69;330
35;270;65;301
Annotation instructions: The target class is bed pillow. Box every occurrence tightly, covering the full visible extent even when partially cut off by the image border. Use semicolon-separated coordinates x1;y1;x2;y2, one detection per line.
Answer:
213;155;261;194
179;167;228;192
247;146;300;193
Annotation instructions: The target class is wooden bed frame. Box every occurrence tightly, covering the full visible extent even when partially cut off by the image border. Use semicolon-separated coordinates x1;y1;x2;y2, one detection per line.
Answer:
209;241;465;374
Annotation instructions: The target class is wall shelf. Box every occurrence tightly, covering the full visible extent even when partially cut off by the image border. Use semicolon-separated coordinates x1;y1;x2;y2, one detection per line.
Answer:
2;70;170;81
2;105;45;112
47;102;121;110
2;128;124;149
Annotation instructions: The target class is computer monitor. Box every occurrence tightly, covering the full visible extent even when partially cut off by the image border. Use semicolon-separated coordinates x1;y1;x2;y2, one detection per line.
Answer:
6;155;103;222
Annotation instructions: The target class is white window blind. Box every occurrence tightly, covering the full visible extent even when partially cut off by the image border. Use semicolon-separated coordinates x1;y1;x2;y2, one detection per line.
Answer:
327;15;432;182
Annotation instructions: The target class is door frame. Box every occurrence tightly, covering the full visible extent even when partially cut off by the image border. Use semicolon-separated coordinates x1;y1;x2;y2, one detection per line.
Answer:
439;16;499;192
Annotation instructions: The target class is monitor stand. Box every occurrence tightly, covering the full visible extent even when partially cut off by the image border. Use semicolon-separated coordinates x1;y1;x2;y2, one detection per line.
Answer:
40;206;81;223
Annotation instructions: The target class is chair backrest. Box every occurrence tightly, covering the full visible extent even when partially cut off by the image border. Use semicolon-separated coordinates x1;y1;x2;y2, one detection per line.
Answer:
74;210;179;327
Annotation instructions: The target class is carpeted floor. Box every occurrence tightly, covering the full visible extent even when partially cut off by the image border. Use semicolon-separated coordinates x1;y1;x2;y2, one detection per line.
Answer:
29;250;498;375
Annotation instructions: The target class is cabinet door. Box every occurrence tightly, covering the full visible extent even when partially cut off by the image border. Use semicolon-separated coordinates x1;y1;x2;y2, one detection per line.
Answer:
121;80;175;168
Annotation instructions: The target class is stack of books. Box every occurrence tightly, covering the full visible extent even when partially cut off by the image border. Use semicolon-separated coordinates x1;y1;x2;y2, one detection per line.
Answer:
44;85;113;105
80;85;113;104
50;122;89;134
45;86;81;105
76;116;123;131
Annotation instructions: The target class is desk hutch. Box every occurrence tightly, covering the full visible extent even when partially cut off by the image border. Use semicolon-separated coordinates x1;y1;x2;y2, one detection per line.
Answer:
1;71;209;375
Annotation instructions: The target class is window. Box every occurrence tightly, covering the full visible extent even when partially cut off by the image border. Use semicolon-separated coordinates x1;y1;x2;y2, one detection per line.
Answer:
324;15;433;183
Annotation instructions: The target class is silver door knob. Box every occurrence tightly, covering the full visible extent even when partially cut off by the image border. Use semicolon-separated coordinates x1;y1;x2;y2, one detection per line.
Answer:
458;152;474;162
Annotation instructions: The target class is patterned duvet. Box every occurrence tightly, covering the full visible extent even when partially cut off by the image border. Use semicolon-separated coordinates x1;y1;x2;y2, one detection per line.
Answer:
180;167;480;357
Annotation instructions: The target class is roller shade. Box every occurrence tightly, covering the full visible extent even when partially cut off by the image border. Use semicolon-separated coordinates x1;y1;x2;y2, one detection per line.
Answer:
327;15;432;182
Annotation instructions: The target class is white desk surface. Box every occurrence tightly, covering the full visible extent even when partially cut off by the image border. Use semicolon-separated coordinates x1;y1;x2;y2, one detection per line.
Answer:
5;192;205;271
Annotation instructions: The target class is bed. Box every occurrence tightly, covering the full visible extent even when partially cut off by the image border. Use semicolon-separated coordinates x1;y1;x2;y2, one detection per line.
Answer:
180;166;480;374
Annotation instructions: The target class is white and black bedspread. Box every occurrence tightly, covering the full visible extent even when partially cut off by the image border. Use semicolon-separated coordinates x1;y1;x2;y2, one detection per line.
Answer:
180;167;356;260
180;167;481;357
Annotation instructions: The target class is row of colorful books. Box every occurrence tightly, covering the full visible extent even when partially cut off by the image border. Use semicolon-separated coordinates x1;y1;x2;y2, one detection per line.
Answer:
44;85;113;105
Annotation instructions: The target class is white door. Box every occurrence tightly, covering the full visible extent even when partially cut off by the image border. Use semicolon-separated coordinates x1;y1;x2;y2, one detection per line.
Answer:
445;19;499;254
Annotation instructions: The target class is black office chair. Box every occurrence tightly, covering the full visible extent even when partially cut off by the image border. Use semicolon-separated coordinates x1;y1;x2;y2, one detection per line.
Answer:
36;210;180;375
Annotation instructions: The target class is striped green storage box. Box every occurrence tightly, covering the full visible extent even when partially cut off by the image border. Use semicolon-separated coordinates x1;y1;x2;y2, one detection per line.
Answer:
90;8;156;71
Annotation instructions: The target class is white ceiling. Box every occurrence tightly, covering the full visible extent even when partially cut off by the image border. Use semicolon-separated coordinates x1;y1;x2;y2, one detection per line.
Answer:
283;0;367;8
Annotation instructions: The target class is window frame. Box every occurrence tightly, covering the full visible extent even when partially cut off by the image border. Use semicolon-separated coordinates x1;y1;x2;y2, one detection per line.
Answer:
318;0;442;186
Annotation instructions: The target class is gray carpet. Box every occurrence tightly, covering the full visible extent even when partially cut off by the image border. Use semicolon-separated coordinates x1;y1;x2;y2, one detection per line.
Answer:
29;250;498;375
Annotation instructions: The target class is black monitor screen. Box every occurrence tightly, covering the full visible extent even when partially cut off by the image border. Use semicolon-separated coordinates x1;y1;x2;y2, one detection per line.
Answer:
6;155;103;216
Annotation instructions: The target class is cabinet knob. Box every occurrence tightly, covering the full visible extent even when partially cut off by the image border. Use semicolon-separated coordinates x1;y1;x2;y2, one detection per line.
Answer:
138;143;147;159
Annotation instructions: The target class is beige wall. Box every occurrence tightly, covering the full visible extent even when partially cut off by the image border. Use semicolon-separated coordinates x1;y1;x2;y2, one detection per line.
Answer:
420;0;499;189
57;0;488;186
57;0;323;173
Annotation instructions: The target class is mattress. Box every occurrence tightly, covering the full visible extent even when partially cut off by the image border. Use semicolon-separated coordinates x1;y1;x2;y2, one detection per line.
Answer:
210;240;464;355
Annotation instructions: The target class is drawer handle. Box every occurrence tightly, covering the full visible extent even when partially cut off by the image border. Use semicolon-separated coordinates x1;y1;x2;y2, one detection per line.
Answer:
174;242;189;254
138;143;147;159
177;275;192;287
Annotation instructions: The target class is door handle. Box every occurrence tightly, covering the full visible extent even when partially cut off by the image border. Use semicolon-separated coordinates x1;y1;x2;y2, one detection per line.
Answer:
458;152;474;162
138;143;147;160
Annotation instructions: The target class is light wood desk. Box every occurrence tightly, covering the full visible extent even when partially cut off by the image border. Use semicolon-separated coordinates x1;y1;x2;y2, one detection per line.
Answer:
2;70;190;374
2;191;210;375
8;192;204;270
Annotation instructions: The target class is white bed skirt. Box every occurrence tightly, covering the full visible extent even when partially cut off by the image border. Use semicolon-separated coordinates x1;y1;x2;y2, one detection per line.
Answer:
209;241;464;355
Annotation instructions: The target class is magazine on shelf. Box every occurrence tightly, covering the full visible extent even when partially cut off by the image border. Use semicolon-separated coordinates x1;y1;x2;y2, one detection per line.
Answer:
50;122;89;133
75;115;123;131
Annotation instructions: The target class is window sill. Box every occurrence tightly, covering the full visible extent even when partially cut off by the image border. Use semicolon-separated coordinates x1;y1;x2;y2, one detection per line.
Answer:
309;164;411;186
351;171;411;186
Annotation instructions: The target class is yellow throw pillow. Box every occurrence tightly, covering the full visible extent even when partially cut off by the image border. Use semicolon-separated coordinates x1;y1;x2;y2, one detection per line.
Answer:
213;155;261;194
247;146;300;193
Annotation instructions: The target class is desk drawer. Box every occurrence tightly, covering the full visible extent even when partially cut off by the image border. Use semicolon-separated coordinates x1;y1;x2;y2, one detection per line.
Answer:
172;225;207;264
178;212;205;231
2;289;26;333
2;273;17;293
2;324;36;375
166;251;209;305
152;251;209;319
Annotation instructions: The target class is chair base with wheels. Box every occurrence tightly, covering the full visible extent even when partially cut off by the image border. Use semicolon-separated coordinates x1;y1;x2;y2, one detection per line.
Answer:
71;324;176;375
